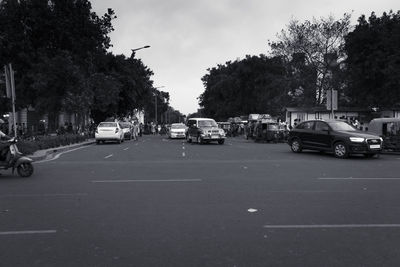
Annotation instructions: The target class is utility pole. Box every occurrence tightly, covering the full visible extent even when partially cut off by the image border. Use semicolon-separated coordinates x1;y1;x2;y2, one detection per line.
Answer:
4;64;17;138
155;94;157;124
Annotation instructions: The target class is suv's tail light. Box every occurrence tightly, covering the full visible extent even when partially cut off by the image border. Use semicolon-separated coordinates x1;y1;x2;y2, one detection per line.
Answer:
115;128;119;133
95;128;98;134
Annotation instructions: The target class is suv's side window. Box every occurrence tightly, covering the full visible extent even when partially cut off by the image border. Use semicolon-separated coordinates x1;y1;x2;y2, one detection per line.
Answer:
297;121;314;130
315;121;329;131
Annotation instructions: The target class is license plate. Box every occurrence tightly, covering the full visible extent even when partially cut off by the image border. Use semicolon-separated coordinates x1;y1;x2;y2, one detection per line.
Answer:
211;135;219;139
369;144;381;149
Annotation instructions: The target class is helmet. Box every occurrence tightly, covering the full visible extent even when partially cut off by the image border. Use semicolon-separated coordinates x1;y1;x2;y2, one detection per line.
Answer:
0;119;4;124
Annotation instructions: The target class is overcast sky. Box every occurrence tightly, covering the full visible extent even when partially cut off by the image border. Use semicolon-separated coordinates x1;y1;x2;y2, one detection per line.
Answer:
93;0;398;115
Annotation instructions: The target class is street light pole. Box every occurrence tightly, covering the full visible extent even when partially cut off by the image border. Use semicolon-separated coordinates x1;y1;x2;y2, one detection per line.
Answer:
155;94;157;124
131;45;150;57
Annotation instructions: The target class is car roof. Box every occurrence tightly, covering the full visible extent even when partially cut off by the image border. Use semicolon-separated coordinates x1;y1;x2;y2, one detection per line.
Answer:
370;118;400;123
188;118;215;121
300;119;347;123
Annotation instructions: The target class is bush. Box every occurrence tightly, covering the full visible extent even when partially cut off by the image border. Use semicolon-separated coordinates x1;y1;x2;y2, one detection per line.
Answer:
18;134;89;155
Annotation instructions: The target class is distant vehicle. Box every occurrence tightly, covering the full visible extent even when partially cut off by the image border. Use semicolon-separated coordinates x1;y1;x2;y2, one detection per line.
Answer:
288;120;383;158
368;118;400;152
186;118;226;144
119;122;133;140
253;122;279;143
95;122;124;144
168;123;187;139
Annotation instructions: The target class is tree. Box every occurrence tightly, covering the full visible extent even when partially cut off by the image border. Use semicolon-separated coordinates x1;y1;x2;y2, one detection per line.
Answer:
199;55;290;121
344;11;400;109
269;14;352;105
28;51;85;129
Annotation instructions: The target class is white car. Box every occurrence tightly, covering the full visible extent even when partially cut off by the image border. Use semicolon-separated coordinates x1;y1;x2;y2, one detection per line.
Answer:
95;122;124;144
168;123;187;139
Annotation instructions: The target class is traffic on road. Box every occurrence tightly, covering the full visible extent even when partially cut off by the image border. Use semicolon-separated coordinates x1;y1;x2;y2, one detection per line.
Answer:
1;115;400;266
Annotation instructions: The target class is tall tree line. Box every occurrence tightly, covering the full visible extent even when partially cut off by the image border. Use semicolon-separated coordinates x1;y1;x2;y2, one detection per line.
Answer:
199;11;400;120
0;0;171;129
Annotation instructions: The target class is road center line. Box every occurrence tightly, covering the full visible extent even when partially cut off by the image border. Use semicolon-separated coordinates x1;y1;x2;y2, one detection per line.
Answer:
263;224;400;229
123;147;129;151
0;230;57;235
92;179;202;183
0;193;88;198
319;177;400;180
104;154;113;159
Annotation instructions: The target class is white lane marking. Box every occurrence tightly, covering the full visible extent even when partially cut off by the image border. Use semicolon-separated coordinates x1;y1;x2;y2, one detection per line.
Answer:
104;154;113;159
182;146;185;150
0;193;88;198
34;145;92;163
92;179;202;183
0;230;57;235
263;224;400;229
123;147;129;151
319;177;400;180
248;208;258;213
182;152;186;157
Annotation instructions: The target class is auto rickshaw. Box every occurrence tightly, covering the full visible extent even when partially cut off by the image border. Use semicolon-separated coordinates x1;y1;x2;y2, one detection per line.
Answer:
254;122;279;143
368;118;400;151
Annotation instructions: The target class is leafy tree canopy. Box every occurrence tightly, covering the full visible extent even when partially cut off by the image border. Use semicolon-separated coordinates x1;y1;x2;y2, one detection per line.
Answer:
345;10;400;109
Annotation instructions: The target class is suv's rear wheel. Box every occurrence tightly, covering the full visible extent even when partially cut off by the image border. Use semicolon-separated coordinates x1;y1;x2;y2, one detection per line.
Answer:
186;134;192;143
334;142;348;158
290;139;302;153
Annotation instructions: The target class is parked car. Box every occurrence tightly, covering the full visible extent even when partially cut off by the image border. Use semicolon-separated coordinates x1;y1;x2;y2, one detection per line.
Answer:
95;122;124;144
119;121;133;140
288;119;383;158
186;118;226;144
168;123;187;139
368;118;400;152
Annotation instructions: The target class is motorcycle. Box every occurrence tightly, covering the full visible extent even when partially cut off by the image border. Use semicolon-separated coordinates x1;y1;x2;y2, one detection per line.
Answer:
0;138;34;177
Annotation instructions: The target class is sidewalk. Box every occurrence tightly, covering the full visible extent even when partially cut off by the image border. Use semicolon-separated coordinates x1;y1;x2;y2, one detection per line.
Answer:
28;138;96;161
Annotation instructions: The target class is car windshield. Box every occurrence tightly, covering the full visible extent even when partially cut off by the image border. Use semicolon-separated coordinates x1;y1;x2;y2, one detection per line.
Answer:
171;124;185;129
98;122;117;128
328;121;357;131
198;120;218;127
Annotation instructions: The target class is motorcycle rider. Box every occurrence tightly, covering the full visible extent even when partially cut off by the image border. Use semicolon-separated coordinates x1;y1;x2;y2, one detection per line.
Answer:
0;119;12;173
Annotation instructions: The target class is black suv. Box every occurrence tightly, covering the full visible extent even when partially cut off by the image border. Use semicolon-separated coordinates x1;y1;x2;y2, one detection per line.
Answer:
288;120;383;158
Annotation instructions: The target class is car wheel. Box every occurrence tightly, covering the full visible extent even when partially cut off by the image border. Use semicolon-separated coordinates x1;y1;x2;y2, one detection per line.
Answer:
334;142;348;158
96;140;100;145
186;134;192;143
290;138;302;153
218;139;225;145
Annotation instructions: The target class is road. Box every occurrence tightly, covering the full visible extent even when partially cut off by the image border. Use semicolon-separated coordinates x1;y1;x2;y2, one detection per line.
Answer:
1;135;400;266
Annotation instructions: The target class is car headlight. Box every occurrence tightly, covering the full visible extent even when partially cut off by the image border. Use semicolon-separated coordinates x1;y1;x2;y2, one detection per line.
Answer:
349;137;365;143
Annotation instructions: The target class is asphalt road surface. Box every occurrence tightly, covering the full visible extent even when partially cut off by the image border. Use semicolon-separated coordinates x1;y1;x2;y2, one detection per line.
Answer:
1;135;400;267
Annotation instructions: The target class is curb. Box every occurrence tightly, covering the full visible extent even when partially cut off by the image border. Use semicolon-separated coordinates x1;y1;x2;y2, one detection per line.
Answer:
29;139;96;161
